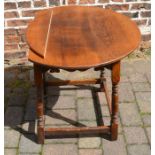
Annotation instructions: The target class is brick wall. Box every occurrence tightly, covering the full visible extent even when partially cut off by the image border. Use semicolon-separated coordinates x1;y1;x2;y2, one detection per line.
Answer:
4;0;151;66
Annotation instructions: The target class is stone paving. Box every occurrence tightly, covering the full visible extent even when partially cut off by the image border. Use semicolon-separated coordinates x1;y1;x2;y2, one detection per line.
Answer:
4;59;151;155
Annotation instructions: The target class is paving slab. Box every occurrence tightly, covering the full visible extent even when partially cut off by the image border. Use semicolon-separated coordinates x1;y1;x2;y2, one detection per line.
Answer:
4;149;17;155
77;89;93;98
45;109;77;126
102;134;127;155
132;60;151;74
142;114;151;127
45;136;78;144
19;135;41;153
42;144;78;155
46;96;76;110
13;87;26;94
121;61;136;75
47;86;77;96
79;149;102;155
78;137;101;149
135;92;151;113
18;153;40;155
119;83;135;103
119;103;142;126
5;106;24;128
4;130;20;148
120;75;129;82
127;144;151;155
146;127;151;144
22;121;36;134
24;98;36;121
77;98;96;121
145;72;151;84
129;73;148;83
131;82;150;92
101;105;110;117
124;127;148;144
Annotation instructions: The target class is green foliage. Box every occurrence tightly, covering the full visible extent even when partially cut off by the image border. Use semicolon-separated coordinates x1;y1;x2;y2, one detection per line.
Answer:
7;79;31;90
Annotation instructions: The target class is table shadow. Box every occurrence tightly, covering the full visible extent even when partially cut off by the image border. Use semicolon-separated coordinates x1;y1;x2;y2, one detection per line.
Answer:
4;67;111;143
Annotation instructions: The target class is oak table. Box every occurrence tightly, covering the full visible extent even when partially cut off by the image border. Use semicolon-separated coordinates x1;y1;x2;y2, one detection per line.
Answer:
26;6;141;144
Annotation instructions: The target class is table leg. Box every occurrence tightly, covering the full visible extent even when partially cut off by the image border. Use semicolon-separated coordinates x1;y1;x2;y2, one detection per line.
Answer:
111;61;120;140
100;68;105;92
34;64;45;144
43;72;47;98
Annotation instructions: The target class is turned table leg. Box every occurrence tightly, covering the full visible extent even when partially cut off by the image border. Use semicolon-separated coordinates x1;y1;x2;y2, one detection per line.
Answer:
111;61;120;140
34;64;45;144
100;68;105;92
43;72;47;98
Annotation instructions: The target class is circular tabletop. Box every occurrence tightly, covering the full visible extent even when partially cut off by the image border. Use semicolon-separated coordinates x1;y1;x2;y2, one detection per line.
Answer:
27;6;141;69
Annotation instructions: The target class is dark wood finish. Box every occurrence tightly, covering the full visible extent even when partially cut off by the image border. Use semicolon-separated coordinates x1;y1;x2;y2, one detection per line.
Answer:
45;125;110;135
46;78;101;86
100;68;105;92
111;61;120;140
34;64;45;144
43;72;47;98
27;6;141;70
100;68;112;114
103;81;112;115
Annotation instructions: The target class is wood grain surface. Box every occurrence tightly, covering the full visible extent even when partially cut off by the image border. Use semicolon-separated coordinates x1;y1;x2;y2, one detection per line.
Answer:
27;6;141;69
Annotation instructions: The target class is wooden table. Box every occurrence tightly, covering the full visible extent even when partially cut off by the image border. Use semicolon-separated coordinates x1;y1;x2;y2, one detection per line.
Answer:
26;6;141;144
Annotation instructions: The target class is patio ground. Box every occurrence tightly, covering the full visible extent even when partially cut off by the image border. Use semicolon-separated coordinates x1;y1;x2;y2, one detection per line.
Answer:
4;58;151;155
